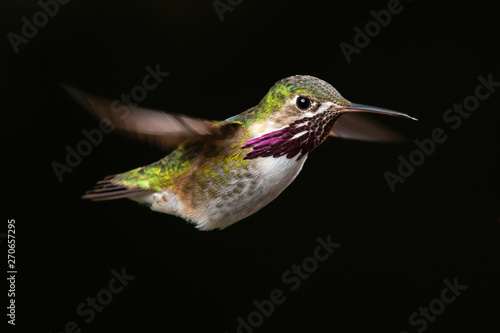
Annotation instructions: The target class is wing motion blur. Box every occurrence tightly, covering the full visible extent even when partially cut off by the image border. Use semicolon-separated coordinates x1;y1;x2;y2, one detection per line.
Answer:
330;113;406;142
63;85;218;150
330;103;417;142
64;85;415;147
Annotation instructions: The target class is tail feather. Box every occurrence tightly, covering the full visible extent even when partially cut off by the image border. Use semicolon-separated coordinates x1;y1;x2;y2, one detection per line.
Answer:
82;175;152;201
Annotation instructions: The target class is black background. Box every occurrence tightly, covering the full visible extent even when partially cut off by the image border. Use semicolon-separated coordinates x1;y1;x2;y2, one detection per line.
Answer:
2;0;500;332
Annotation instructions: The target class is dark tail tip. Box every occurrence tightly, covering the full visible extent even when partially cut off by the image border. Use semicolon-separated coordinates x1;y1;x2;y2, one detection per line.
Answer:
82;176;149;201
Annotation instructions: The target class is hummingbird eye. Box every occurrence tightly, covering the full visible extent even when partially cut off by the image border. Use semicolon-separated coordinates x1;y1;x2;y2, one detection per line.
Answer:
296;96;311;111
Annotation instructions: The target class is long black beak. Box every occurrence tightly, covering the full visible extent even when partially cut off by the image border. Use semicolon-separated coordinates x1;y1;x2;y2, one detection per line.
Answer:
340;103;418;121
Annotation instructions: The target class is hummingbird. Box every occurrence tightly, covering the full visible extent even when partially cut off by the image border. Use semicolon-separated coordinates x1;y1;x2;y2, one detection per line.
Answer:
66;75;416;230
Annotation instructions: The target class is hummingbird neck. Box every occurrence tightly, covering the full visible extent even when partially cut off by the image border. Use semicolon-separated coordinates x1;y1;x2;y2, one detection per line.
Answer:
242;111;341;160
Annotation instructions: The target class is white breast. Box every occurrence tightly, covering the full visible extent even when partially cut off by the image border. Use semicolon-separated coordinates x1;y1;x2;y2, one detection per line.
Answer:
255;154;307;196
196;155;307;230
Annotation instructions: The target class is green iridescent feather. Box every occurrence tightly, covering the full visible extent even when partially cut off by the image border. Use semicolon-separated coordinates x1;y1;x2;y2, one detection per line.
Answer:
109;76;349;192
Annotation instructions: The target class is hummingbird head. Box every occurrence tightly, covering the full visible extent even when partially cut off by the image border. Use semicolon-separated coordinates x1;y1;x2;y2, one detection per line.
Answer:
242;75;415;160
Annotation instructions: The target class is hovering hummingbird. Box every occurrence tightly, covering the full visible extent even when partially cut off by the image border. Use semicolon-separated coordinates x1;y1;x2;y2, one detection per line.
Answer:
66;75;416;230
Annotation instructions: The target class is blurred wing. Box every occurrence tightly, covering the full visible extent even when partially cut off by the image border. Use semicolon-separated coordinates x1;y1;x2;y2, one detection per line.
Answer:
63;85;218;150
329;113;405;142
